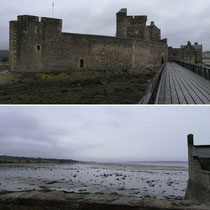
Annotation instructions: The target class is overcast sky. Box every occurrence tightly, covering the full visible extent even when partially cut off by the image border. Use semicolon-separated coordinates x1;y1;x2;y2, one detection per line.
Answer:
0;106;209;162
0;0;210;50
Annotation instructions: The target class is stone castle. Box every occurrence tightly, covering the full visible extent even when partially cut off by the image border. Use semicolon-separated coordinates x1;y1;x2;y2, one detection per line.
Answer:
186;134;210;202
168;41;203;64
9;9;168;72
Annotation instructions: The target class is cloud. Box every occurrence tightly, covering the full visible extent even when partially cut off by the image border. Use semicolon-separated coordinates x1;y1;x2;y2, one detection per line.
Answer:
0;109;75;158
0;106;210;162
0;0;210;50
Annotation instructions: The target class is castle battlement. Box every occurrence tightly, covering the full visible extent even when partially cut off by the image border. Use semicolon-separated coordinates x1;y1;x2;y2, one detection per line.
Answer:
9;8;168;72
10;15;62;36
116;8;160;41
41;17;62;25
16;15;62;24
126;16;147;20
17;15;39;22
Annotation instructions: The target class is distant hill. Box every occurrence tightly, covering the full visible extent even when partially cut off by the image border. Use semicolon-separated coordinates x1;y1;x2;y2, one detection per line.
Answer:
0;155;78;164
0;50;9;60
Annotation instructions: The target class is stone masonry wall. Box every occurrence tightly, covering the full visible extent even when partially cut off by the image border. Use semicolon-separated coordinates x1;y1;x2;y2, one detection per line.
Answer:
168;42;203;64
145;22;161;42
10;15;168;73
185;135;210;202
116;8;161;42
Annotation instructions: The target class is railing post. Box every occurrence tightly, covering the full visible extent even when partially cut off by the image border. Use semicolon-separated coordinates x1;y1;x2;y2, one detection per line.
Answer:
174;60;210;81
204;68;207;79
208;69;210;81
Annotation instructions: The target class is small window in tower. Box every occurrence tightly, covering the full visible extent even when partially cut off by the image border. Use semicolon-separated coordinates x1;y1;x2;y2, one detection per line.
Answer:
80;59;84;68
36;45;41;51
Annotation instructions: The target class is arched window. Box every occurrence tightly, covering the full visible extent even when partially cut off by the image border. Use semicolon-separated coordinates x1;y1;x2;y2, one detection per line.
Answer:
80;59;84;68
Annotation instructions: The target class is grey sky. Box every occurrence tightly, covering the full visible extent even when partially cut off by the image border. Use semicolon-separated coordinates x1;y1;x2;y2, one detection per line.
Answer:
0;106;209;162
0;0;210;50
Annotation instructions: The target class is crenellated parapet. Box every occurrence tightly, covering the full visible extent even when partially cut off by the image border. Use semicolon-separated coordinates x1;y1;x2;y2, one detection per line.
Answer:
116;8;161;41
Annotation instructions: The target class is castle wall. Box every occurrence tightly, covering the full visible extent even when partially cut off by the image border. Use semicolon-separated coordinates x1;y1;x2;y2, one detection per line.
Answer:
10;15;168;73
145;23;161;42
168;47;184;61
126;16;147;39
168;47;195;64
116;9;160;41
9;15;62;72
168;42;203;64
195;51;203;64
116;9;127;38
185;134;210;202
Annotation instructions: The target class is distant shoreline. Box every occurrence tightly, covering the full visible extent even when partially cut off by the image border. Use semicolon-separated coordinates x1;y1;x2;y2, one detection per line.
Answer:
0;155;188;165
0;155;78;164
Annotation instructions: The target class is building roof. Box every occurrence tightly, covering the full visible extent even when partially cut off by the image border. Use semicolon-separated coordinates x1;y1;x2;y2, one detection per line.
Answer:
191;146;210;158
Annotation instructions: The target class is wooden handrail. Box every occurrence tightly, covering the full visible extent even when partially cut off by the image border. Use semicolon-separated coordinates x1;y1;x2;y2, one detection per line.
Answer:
138;64;165;104
173;60;210;81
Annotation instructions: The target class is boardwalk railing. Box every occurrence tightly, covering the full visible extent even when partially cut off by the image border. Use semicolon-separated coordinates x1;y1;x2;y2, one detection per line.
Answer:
139;64;165;104
174;60;210;81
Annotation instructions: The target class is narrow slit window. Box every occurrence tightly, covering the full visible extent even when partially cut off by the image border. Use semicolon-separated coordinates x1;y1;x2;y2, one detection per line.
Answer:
36;45;41;51
80;59;84;68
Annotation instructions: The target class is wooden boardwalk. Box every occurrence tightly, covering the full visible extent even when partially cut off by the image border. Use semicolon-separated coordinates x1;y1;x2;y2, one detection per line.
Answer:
157;62;210;104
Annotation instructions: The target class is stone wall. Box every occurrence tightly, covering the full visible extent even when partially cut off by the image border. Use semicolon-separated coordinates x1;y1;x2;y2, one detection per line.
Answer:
116;8;161;42
168;42;202;64
145;22;161;42
168;46;195;64
185;134;210;202
9;10;168;73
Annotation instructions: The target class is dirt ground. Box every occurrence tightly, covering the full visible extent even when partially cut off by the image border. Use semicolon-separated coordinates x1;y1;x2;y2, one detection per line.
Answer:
0;69;156;104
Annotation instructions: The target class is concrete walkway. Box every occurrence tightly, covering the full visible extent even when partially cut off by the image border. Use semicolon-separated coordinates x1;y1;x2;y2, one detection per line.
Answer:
157;62;210;104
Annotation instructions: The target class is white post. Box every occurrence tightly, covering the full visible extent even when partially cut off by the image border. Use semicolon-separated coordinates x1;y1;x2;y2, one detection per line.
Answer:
52;1;54;18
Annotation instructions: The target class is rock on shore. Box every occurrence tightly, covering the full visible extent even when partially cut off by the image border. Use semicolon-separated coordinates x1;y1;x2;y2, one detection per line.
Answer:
0;190;209;210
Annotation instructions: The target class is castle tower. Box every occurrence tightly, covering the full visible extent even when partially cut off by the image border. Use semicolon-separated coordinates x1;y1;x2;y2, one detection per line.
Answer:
116;8;127;38
116;8;147;39
145;21;161;42
9;15;40;72
9;15;62;72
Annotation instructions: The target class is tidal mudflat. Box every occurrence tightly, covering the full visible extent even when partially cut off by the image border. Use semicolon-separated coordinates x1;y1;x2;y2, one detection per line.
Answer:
0;161;188;200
